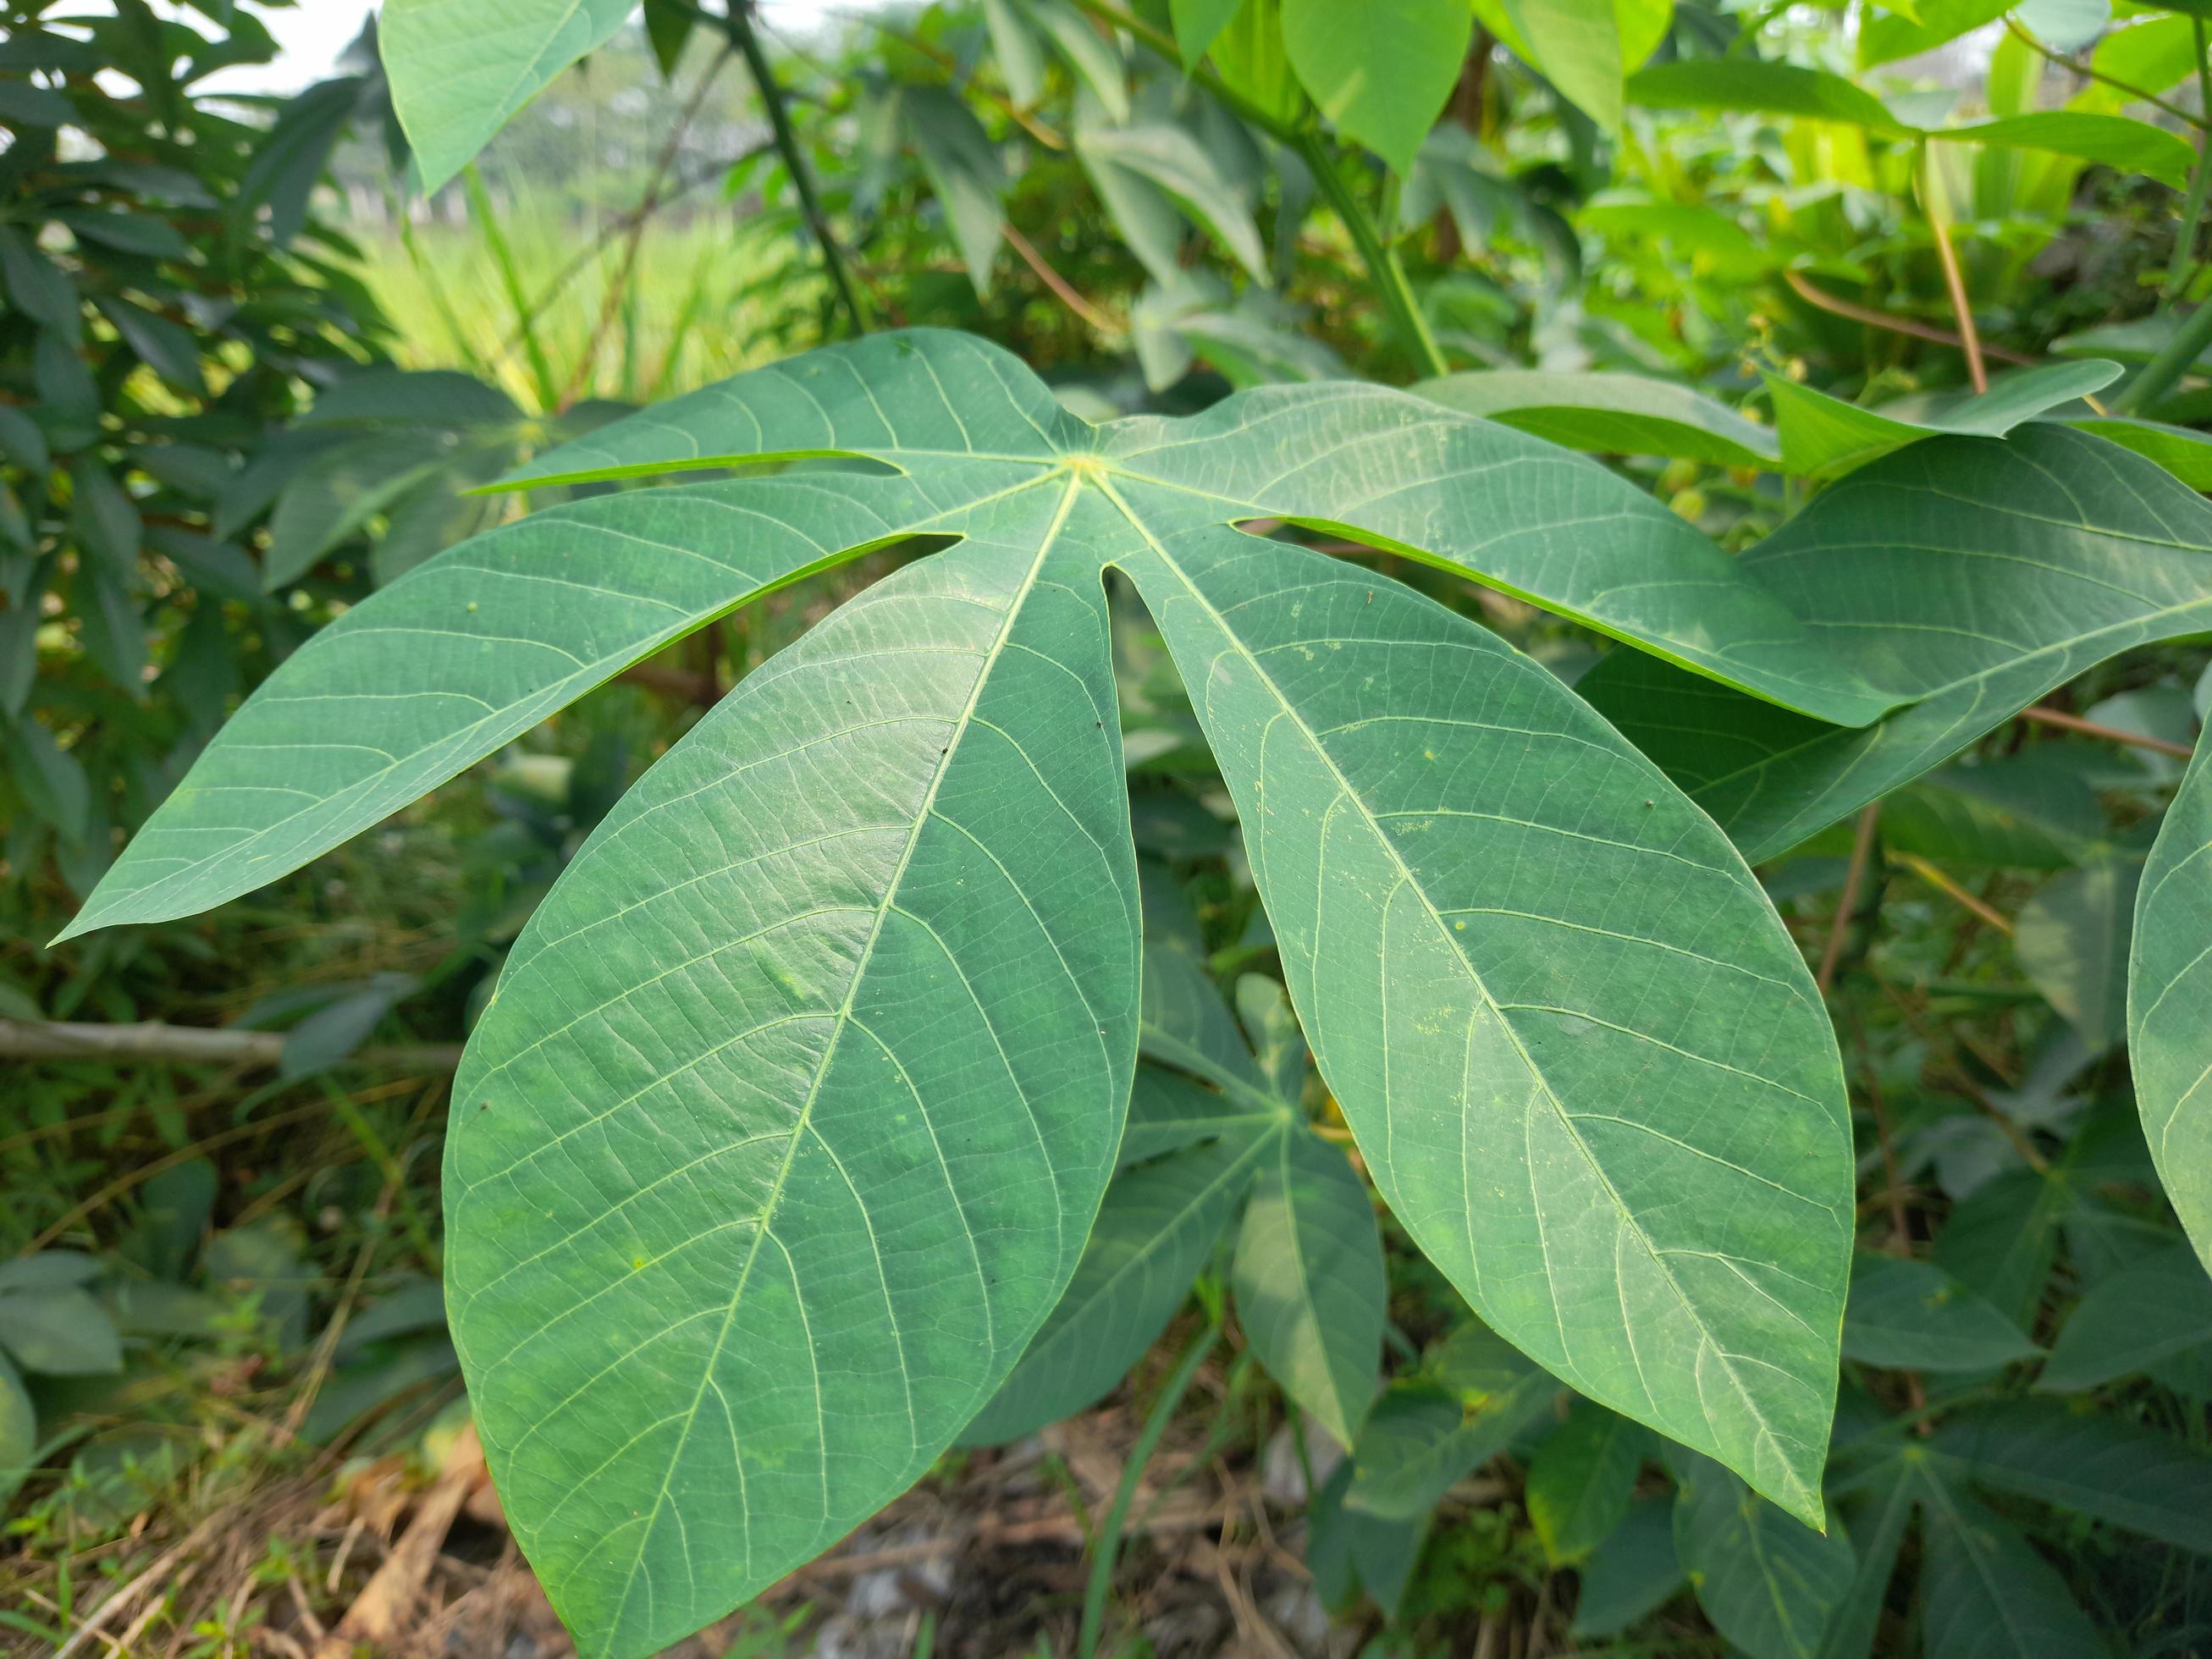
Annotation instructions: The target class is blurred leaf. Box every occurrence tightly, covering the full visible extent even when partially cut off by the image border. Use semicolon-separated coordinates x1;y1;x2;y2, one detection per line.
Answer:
2064;415;2212;488
1627;58;1913;135
903;85;1007;294
2038;1239;2212;1391
379;0;635;191
0;1351;34;1507
985;0;1047;102
0;1285;123;1375
1917;1474;2103;1657
1841;1254;2042;1371
1861;0;2013;68
0;226;79;339
1932;1400;2212;1552
1281;0;1471;175
2016;858;2141;1053
1417;369;1779;467
0;1253;102;1293
1527;1401;1646;1563
1569;1493;1684;1637
1171;0;1244;67
1674;1454;1856;1659
1233;1125;1385;1448
1347;1325;1557;1520
279;970;419;1078
94;296;206;394
1766;361;2122;478
1939;111;2196;187
641;0;695;79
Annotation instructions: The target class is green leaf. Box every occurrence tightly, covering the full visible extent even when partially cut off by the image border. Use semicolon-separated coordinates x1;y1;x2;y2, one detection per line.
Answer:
1569;1493;1685;1637
1626;58;1913;135
0;1351;34;1507
1932;1399;2212;1552
1232;1123;1385;1448
1934;1170;2066;1329
1281;0;1472;176
379;0;638;192
984;0;1047;103
2131;718;2212;1267
1117;526;1851;1525
445;495;1138;1655
2038;1239;2212;1391
1915;1474;2104;1658
1812;1455;1916;1659
2093;14;2202;93
1880;752;2106;871
1416;370;1781;469
1346;1324;1559;1519
94;295;207;396
0;226;79;340
1030;0;1130;124
963;1122;1267;1444
2063;415;2212;488
1765;360;2121;478
1939;112;2197;189
1673;1454;1856;1659
1171;0;1244;68
1583;426;2212;861
904;86;1007;295
1840;1254;2042;1371
0;1286;123;1375
1077;123;1269;282
1498;0;1627;131
1527;1401;1647;1564
1860;0;2013;69
2016;859;2141;1052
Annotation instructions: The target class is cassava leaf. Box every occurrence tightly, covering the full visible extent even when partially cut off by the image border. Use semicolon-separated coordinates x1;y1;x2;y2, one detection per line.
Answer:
379;0;638;192
2131;719;2212;1267
1931;1399;2212;1552
1673;1453;1856;1659
1916;1474;2104;1658
1840;1254;2041;1371
445;487;1139;1657
1766;360;2121;479
1232;1122;1386;1448
69;330;1869;1639
1417;370;1781;469
1526;1401;1647;1563
1114;524;1851;1526
1582;425;2212;862
1280;0;1474;176
2037;1240;2212;1391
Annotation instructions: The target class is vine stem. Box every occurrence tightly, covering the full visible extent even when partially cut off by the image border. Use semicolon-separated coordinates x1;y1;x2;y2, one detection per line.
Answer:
2165;17;2212;304
1781;270;2037;366
1066;0;1448;378
1920;146;1987;394
2003;15;2210;134
1817;802;1882;995
2116;290;2212;412
720;0;870;337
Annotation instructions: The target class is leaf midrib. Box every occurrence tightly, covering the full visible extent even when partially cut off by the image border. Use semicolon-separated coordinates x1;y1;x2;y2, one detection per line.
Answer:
1097;477;1813;1518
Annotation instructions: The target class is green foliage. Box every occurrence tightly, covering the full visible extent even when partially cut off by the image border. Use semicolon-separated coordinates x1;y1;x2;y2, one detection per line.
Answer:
19;0;2212;1655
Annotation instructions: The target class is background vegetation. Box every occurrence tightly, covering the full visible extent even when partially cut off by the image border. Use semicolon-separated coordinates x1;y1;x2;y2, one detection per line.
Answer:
5;0;2212;1653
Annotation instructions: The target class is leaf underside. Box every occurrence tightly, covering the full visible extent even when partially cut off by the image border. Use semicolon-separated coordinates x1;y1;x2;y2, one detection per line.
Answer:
109;329;2190;1651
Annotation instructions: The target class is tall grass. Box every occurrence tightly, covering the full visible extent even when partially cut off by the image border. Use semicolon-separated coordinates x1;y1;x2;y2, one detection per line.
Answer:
346;184;821;413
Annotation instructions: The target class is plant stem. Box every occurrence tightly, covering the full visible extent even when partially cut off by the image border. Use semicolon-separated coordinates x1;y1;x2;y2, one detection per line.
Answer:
1781;270;2037;366
1296;130;1449;379
1067;0;1448;378
722;1;870;337
2019;702;2194;758
2165;18;2212;304
1078;1320;1219;1659
1894;851;2015;936
2116;292;2212;411
1817;802;1882;995
1920;147;1987;394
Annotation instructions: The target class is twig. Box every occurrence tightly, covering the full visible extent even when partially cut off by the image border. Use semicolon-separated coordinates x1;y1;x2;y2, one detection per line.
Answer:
558;42;736;407
1921;148;1987;394
1002;223;1118;332
2019;702;2195;758
1782;270;2038;366
0;1017;461;1072
721;1;870;336
1895;852;2015;935
2165;17;2212;302
1817;802;1882;995
2004;16;2210;134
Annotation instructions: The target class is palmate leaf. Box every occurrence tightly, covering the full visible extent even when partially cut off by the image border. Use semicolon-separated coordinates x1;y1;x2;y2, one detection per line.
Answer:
63;331;1857;1652
1583;425;2212;862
